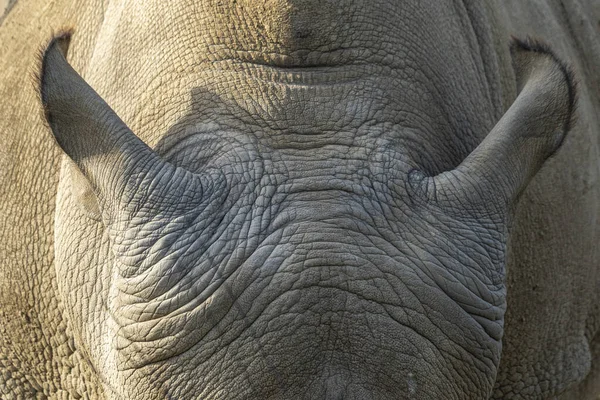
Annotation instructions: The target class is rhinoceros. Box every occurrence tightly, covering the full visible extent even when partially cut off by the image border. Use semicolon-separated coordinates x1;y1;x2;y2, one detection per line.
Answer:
0;0;598;399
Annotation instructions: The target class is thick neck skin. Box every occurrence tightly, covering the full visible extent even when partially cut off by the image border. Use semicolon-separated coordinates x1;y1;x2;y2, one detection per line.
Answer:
57;1;511;399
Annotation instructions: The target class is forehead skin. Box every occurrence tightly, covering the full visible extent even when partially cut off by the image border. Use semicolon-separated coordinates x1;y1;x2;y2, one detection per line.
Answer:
76;0;501;174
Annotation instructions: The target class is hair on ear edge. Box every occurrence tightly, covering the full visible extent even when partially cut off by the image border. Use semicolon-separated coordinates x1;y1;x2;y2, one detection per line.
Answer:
34;28;74;128
509;35;579;136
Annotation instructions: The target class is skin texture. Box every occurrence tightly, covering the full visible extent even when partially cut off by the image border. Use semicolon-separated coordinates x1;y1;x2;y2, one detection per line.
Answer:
0;1;598;399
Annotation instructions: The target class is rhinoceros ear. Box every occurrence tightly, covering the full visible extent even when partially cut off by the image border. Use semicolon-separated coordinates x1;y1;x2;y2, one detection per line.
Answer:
414;37;577;214
39;32;214;226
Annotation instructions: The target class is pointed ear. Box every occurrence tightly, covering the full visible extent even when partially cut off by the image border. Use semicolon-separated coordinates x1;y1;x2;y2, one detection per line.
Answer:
39;32;219;227
39;31;159;202
413;37;577;214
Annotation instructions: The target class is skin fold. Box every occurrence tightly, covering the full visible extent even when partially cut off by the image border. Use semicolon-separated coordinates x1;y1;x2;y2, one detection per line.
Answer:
0;0;598;399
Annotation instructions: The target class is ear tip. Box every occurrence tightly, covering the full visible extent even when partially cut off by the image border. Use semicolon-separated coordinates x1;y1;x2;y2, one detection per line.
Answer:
46;28;74;55
509;36;572;80
38;29;74;68
509;35;553;55
37;28;75;119
509;35;579;132
37;29;74;84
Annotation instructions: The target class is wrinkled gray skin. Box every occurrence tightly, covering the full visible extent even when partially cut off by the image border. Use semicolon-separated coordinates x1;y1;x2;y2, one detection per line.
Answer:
1;1;599;399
